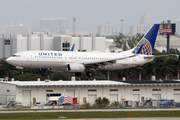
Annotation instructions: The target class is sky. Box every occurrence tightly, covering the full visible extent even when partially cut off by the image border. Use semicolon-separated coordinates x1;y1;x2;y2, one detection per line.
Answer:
1;0;180;34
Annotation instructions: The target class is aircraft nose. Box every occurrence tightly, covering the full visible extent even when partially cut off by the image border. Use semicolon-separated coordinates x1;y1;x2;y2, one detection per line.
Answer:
6;57;12;64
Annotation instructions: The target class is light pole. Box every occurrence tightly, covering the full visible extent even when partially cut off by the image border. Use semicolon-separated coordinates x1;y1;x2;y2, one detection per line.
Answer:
120;18;124;51
158;87;159;108
120;18;124;34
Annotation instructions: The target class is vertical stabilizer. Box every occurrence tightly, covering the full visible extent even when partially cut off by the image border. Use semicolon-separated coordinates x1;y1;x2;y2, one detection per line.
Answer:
132;24;159;55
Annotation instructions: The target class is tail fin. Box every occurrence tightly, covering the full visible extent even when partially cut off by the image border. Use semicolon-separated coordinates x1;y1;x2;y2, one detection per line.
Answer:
132;24;159;55
70;44;75;51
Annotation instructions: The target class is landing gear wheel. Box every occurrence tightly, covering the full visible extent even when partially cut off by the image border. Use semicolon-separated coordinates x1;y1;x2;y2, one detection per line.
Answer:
20;70;23;74
86;72;93;77
75;72;81;76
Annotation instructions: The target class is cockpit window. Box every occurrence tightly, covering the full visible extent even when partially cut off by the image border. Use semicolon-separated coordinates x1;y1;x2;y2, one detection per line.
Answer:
12;55;21;57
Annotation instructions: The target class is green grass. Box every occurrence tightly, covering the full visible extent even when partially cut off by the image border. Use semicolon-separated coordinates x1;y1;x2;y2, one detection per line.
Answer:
0;111;180;119
1;107;180;111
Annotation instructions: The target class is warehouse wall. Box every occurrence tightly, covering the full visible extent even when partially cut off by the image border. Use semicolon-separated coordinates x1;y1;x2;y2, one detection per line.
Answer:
13;85;180;105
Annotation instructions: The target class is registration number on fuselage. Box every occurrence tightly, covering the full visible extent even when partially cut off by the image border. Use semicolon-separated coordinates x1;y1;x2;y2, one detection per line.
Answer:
122;64;128;66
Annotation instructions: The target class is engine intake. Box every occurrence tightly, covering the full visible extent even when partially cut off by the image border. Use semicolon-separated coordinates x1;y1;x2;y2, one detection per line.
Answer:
67;63;85;72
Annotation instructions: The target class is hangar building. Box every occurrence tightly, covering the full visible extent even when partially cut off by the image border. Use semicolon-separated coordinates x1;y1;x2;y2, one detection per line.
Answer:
0;80;180;106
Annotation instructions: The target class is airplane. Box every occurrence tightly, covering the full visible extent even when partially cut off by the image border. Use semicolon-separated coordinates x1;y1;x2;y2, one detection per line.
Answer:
6;24;160;77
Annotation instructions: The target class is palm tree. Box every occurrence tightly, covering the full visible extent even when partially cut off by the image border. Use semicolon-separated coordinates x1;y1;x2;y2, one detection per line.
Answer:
146;57;163;79
142;63;150;80
113;33;125;49
0;58;17;78
135;66;145;80
119;68;130;80
159;56;177;80
175;55;180;79
126;66;145;80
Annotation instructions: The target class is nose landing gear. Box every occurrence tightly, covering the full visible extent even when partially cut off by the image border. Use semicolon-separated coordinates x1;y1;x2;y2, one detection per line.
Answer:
74;71;93;78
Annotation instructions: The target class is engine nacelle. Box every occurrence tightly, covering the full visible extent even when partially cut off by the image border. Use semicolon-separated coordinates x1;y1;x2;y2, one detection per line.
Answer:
67;63;85;72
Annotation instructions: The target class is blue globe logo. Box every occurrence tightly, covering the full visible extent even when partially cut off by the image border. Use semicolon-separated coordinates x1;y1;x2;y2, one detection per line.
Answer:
133;38;152;55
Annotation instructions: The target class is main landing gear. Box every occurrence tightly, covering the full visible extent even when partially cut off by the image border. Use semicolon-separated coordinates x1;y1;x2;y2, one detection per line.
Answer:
75;72;81;76
86;71;93;77
75;71;93;78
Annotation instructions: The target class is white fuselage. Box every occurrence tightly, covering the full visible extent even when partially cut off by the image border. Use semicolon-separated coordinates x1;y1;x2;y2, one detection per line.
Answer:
6;50;153;71
6;50;153;70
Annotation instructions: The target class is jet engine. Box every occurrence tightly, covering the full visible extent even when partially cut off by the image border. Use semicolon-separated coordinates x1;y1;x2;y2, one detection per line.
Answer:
67;63;85;72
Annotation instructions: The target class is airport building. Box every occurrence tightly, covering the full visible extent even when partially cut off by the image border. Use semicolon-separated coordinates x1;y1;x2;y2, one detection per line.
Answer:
155;35;180;52
175;19;180;36
0;80;180;107
0;33;114;58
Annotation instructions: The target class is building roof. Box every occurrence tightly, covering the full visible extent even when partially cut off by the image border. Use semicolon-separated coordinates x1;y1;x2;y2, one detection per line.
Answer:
0;80;128;87
123;80;180;84
1;80;180;87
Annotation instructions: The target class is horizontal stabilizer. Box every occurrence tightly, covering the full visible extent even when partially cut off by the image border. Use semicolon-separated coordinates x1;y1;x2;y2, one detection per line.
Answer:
144;54;175;59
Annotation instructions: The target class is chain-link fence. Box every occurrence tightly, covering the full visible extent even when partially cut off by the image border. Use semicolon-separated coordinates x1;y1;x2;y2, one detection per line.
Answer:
0;99;180;111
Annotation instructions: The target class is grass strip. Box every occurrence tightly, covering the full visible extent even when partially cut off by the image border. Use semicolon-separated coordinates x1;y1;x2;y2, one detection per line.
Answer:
0;111;180;119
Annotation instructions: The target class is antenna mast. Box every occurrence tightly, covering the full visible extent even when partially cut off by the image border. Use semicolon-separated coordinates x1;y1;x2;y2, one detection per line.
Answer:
59;20;61;35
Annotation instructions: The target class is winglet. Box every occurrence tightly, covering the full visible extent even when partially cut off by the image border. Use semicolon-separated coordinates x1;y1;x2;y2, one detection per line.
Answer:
70;44;75;51
132;24;159;55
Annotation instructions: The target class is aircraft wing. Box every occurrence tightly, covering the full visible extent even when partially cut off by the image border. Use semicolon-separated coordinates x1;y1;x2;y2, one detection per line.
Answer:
84;45;142;69
83;54;135;68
